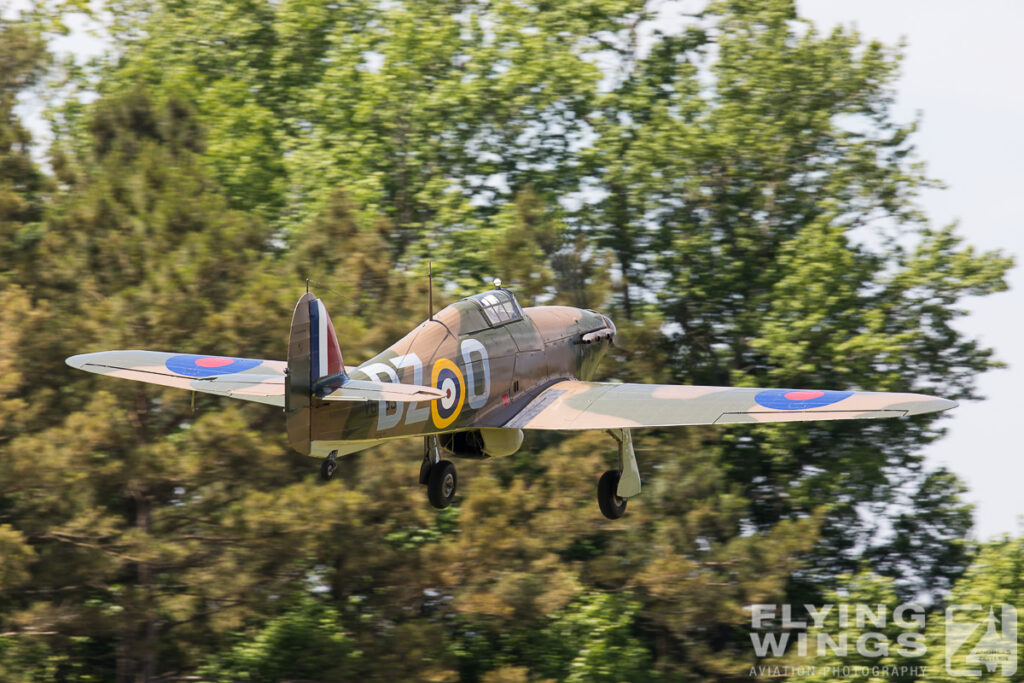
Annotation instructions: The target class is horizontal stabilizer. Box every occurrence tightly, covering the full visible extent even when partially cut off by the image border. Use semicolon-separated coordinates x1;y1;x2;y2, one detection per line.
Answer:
318;378;446;403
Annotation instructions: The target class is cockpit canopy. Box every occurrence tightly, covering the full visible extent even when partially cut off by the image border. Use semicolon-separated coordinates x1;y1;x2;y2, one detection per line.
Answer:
466;289;524;327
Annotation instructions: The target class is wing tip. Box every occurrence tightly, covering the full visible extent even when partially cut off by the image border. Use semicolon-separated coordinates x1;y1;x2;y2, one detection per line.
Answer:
67;350;143;371
66;353;94;370
906;395;958;415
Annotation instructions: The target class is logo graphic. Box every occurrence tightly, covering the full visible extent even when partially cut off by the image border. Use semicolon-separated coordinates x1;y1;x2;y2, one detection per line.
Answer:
945;604;1017;676
754;389;854;410
431;358;465;429
166;354;262;378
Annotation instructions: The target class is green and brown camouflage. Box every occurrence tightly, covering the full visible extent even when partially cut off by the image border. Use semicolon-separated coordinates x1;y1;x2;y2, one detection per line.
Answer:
288;288;617;458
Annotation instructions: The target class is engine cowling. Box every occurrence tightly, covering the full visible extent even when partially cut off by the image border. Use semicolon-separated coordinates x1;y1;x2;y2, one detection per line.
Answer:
440;428;524;459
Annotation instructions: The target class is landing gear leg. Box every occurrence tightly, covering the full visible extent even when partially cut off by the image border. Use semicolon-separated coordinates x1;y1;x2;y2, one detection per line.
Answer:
597;429;641;519
420;436;457;509
420;436;441;484
320;450;338;481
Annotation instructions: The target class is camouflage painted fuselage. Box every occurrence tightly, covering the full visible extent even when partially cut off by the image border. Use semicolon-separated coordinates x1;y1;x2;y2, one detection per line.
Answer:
291;291;615;457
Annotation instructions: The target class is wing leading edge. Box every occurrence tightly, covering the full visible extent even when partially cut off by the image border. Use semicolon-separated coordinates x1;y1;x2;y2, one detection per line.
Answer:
503;380;957;430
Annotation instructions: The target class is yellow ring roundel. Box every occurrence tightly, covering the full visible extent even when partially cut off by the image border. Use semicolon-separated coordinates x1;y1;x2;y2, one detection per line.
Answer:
431;358;466;429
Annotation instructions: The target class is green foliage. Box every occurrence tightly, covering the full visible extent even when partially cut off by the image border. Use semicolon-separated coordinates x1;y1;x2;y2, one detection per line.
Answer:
0;0;1013;681
865;467;975;599
198;596;361;682
919;538;1024;682
454;591;655;683
0;17;52;280
785;573;928;683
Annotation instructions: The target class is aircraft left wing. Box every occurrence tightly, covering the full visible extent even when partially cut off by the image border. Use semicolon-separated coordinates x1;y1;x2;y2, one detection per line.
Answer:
503;380;957;430
66;351;287;407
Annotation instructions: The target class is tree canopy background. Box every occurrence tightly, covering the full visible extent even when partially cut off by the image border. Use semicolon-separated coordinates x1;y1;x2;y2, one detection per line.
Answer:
0;0;1014;681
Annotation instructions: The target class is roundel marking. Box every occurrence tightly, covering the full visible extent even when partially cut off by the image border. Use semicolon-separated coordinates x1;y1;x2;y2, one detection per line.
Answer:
431;358;465;429
166;354;262;378
754;389;854;411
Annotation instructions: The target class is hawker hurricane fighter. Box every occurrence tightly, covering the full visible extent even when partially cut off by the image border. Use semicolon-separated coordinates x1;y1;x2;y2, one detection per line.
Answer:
67;285;956;519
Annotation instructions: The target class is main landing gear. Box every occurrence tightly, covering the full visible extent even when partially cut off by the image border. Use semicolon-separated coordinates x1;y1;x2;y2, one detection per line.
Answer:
321;430;636;517
597;470;627;519
317;439;458;509
596;429;641;520
420;435;457;509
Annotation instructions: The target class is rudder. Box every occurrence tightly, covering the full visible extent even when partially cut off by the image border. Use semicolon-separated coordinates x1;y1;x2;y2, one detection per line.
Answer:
286;292;345;454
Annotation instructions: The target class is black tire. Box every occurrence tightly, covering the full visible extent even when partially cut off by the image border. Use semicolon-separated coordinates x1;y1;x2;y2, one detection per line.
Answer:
427;459;457;509
320;456;337;481
597;470;627;519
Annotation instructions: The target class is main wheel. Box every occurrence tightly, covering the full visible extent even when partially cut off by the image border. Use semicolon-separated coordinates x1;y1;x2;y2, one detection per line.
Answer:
320;454;338;481
597;470;627;519
427;459;457;509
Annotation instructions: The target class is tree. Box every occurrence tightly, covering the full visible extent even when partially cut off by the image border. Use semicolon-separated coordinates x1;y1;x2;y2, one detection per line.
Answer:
919;537;1024;682
0;17;51;279
198;596;362;682
785;572;928;683
0;87;296;681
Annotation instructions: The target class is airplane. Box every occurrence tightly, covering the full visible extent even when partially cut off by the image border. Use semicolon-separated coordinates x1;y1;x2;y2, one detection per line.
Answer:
66;282;957;519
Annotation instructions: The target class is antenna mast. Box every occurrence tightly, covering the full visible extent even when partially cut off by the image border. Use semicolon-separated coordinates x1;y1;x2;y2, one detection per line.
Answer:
428;261;434;321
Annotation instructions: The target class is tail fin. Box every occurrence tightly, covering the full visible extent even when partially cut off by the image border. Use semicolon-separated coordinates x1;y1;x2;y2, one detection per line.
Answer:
286;292;345;454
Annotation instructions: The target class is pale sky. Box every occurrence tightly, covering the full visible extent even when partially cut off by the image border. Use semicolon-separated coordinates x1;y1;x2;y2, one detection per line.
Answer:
799;0;1024;540
9;1;1022;539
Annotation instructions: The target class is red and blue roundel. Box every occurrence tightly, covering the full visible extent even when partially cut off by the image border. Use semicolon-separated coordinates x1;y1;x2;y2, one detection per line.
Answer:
754;389;853;410
165;354;262;378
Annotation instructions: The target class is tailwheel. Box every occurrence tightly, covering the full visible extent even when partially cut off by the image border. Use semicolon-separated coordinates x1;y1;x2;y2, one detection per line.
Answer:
320;451;338;481
427;459;457;509
597;470;627;519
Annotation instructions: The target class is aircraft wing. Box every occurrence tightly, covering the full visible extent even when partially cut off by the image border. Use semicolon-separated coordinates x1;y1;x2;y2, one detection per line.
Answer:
66;351;447;408
66;351;286;407
503;380;957;430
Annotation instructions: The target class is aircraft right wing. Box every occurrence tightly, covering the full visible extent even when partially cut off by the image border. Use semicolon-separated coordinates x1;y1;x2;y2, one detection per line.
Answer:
503;380;956;430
